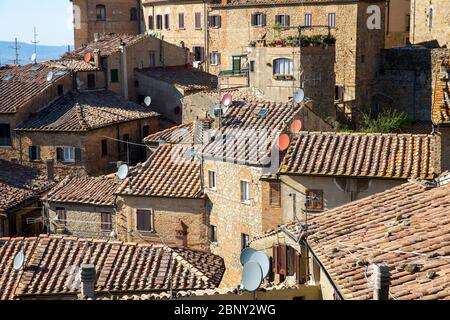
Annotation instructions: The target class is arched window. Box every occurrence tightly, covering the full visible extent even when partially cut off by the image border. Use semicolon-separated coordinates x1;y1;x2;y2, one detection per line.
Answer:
130;8;138;21
96;5;106;21
273;58;293;75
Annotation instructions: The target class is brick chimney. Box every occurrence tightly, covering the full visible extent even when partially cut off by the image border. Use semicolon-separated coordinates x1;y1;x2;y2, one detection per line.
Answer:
79;264;96;299
93;49;101;69
46;159;54;182
370;264;391;300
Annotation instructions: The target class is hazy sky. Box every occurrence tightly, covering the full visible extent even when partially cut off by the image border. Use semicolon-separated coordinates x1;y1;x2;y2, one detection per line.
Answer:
0;0;74;46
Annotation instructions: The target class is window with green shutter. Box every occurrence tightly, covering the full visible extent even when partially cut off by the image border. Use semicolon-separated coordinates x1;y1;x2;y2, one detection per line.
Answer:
56;147;63;161
75;147;82;162
110;69;119;83
29;145;40;161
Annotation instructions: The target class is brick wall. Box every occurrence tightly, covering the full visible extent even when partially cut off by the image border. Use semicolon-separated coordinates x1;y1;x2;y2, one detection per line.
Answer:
116;195;209;251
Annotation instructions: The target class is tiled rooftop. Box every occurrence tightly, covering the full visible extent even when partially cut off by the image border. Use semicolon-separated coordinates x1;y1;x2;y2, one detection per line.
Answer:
137;67;218;91
0;63;69;114
0;235;225;300
45;175;120;207
271;180;450;300
47;59;100;72
212;0;350;7
116;144;202;198
0;160;53;213
431;58;450;125
280;132;438;180
144;121;209;145
16;91;159;132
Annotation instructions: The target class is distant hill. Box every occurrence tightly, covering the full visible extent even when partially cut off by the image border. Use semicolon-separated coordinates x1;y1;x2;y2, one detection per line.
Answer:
0;41;71;66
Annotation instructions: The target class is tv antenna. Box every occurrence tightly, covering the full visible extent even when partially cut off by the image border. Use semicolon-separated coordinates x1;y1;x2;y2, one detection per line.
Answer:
31;27;39;56
8;38;21;64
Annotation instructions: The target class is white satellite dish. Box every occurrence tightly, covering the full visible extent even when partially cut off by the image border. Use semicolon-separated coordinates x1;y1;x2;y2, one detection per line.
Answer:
46;71;54;82
116;164;129;180
13;250;25;270
242;261;263;292
293;89;305;104
110;230;117;238
31;53;37;63
144;96;152;107
240;247;256;265
250;251;270;278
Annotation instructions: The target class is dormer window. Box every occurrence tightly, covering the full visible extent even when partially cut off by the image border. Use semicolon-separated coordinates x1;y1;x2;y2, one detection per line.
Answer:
96;5;106;20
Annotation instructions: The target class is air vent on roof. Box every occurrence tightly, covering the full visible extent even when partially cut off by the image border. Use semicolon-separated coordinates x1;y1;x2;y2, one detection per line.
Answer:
257;108;269;118
30;65;42;72
54;71;67;77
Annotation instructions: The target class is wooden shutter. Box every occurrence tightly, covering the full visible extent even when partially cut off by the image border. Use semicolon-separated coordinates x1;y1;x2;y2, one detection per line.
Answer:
279;243;287;275
251;14;256;26
295;250;302;284
75;148;82;162
270;182;281;207
262;14;267;26
286;15;290;26
217;53;221;65
218;15;222;28
272;244;280;274
56;147;63;161
149;15;154;30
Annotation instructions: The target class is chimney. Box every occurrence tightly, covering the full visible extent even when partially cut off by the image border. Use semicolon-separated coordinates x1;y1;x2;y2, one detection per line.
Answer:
80;264;96;299
370;264;391;300
46;159;54;182
93;49;101;68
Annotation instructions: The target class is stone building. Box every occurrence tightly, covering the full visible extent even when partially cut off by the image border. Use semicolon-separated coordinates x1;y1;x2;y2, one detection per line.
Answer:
0;235;225;300
115;130;209;251
278;131;440;224
15;90;159;177
44;175;120;238
0;159;54;237
72;0;144;49
135;66;217;123
385;0;411;48
64;33;192;102
0;63;72;161
251;177;450;300
410;0;450;47
199;95;332;287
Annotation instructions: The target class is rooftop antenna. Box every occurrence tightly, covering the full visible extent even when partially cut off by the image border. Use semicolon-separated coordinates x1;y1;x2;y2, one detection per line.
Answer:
9;38;21;65
31;27;39;57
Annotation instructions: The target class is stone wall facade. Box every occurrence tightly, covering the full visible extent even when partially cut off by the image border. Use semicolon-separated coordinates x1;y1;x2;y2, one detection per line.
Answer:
410;0;450;47
116;195;209;251
73;0;143;49
385;0;411;48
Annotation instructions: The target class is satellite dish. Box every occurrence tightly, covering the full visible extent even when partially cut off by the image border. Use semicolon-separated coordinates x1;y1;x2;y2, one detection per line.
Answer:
110;230;117;238
290;119;302;134
13;250;25;270
240;247;256;265
144;96;152;107
277;134;290;151
116;164;129;180
242;261;263;292
250;251;270;278
221;93;233;107
84;52;92;63
293;89;305;104
46;71;54;82
31;53;37;63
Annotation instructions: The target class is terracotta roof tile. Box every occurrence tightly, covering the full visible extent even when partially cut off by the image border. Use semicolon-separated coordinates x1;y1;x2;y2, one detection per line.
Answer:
45;175;120;206
280;132;438;180
432;58;450;125
116;144;202;198
0;63;69;114
144;121;209;145
0;160;53;213
0;235;224;300
16;91;159;132
260;179;450;300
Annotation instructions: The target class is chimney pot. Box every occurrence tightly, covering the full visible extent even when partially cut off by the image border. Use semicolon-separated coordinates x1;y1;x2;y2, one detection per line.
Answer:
80;264;96;299
46;159;54;182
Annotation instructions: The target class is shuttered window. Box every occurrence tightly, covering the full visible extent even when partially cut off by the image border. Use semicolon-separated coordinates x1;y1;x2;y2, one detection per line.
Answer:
56;207;67;225
137;209;154;232
275;15;290;27
195;12;202;29
273;244;289;276
0;123;11;146
164;14;170;29
156;15;163;30
209;15;221;28
148;15;154;30
29;146;40;161
251;13;266;27
295;250;302;285
306;189;324;211
305;13;312;27
269;182;281;207
179;13;185;29
101;212;113;231
328;12;336;29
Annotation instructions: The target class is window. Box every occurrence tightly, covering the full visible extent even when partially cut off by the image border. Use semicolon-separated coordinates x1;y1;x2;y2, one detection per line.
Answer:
208;170;216;191
328;13;336;29
405;14;410;32
210;225;217;243
56;207;67;225
241;233;249;250
56;146;80;162
273;58;293;75
148;15;154;30
335;85;344;101
156;15;163;30
96;5;106;21
250;60;255;72
251;13;266;27
209;15;221;28
136;210;154;232
305;13;312;27
130;8;138;21
210;52;221;65
149;52;156;67
87;73;96;89
195;12;202;29
240;180;250;203
269;182;281;207
0;123;11;146
64;146;75;162
101;139;108;156
428;8;433;30
193;46;205;62
275;15;290;27
143;125;150;138
57;84;64;95
164;14;170;29
101;212;113;231
305;189;324;211
110;69;119;83
178;13;185;29
29;146;40;161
